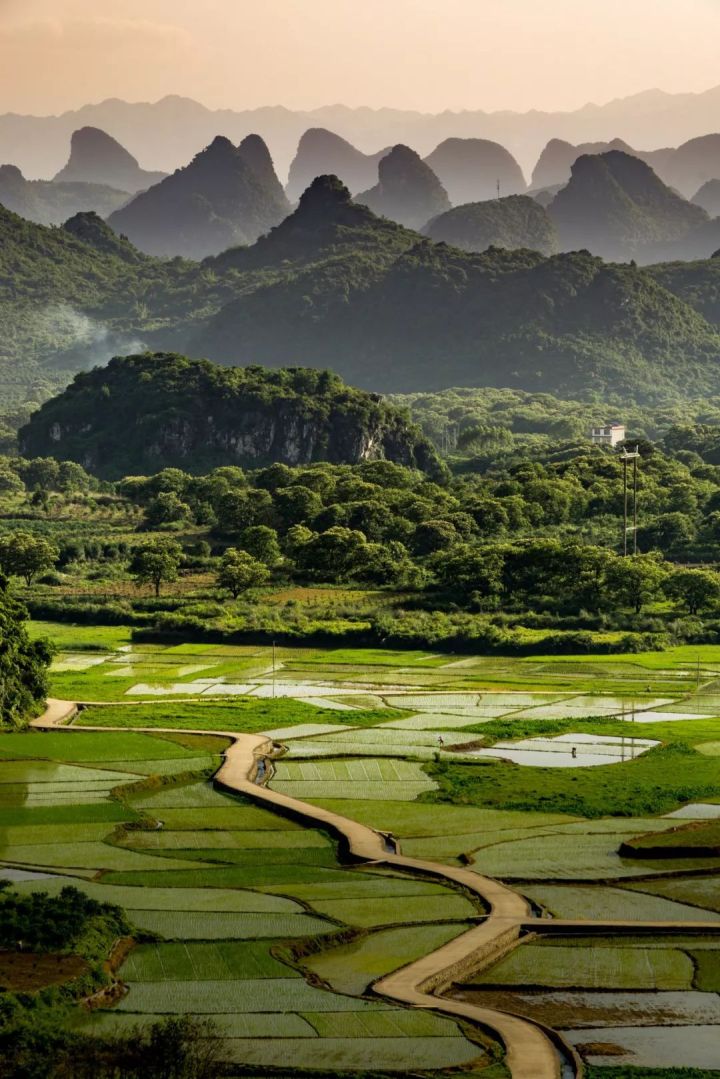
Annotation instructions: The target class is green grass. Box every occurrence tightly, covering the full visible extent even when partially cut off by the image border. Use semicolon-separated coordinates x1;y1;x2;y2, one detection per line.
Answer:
303;923;471;995
301;893;480;928
122;941;299;980
625;820;720;851
126;910;334;939
9;875;303;913
586;1070;720;1078
303;1009;463;1037
102;864;378;889
477;941;693;990
115;976;385;1013
77;1010;317;1039
144;846;340;868
219;1036;484;1069
520;884;720;922
625;876;720;913
690;949;720;991
0;802;134;826
75;701;398;731
0;730;201;762
149;806;304;830
0;841;209;873
123;828;330;851
464;831;719;881
422;741;720;819
27;621;132;650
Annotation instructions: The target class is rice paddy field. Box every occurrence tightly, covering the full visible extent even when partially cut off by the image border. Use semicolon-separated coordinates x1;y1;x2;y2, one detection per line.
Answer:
3;623;720;1073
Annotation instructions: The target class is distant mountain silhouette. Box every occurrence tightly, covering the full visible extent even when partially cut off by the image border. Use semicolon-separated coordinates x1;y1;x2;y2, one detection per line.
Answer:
355;145;450;229
107;134;290;259
208;173;417;274
533;134;720;199
424;195;557;255
0;163;127;225
286;128;390;200
661;135;720;198
548;150;710;262
10;88;720;184
424;138;526;203
54;127;166;193
63;210;142;262
693;179;720;217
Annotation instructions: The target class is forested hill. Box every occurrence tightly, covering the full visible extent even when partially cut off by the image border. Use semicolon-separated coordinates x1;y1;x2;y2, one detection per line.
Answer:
195;178;720;400
4;176;720;409
19;354;442;480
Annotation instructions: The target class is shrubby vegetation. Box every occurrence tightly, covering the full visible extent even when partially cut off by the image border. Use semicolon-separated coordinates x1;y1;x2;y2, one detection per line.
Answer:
6;387;720;652
0;573;52;727
0;884;222;1078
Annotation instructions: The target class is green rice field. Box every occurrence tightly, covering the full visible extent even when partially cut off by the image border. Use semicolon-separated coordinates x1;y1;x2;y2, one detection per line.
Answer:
5;626;720;1073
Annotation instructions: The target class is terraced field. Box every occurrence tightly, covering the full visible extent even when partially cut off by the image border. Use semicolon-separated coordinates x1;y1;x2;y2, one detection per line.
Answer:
5;628;720;1075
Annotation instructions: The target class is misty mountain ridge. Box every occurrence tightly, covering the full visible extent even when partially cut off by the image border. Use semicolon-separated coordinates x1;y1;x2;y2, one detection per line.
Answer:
0;164;128;226
8;86;720;183
424;138;526;203
424;195;558;255
355;145;451;229
548;150;715;262
53;126;167;193
5;172;720;411
286;128;391;200
107;134;290;259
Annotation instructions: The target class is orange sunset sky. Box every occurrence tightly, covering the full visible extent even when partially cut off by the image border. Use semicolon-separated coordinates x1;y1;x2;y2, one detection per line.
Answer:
0;0;718;115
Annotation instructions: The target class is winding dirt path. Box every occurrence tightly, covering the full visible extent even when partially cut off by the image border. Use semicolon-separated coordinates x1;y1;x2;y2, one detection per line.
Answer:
30;698;720;1073
31;700;566;1078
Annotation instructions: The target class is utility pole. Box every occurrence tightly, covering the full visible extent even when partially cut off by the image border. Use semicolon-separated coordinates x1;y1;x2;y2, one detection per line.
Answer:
621;445;640;556
272;639;276;699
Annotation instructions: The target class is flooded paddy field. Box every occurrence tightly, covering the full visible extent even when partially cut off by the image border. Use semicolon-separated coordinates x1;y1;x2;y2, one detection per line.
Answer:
4;623;720;1074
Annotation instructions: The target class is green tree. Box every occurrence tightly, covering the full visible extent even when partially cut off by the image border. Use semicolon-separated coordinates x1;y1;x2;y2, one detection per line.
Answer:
0;531;58;585
0;575;53;727
143;491;192;529
604;554;668;614
129;540;182;597
240;525;282;567
664;568;720;615
216;548;270;598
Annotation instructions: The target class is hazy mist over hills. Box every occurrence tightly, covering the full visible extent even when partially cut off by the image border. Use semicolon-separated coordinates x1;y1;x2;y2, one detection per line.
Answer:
7;85;720;182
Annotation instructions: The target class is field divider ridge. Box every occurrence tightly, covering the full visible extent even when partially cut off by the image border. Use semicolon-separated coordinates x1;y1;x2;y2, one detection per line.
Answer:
32;699;573;1079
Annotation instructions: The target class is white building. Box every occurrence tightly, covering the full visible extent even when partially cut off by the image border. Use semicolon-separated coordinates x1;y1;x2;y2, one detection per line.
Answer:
590;423;625;447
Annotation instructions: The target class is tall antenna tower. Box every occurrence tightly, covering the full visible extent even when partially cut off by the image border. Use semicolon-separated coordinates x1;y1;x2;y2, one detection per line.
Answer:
621;445;640;556
496;179;501;199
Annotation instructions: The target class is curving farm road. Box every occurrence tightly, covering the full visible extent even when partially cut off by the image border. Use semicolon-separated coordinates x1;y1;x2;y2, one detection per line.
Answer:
29;699;720;1079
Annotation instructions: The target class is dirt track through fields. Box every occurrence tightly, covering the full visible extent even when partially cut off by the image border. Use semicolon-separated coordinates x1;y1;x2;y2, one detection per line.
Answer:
28;699;720;1078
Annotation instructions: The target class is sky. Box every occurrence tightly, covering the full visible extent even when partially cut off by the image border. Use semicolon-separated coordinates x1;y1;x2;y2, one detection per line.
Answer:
1;0;719;116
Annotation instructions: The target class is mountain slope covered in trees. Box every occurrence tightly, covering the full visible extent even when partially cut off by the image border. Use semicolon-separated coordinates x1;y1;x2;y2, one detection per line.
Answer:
4;174;720;409
19;354;441;479
424;195;558;254
108;135;290;258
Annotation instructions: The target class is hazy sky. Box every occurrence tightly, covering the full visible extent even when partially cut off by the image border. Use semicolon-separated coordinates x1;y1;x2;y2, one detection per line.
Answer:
1;0;719;115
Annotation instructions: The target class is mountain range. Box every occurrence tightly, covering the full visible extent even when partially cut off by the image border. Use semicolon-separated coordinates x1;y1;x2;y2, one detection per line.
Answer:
107;134;290;259
7;87;720;183
5;168;720;410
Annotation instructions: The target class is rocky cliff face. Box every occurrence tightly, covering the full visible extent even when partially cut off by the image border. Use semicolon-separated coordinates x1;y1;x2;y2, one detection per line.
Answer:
424;138;526;203
107;135;290;259
356;145;450;229
19;353;441;480
54;127;166;193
